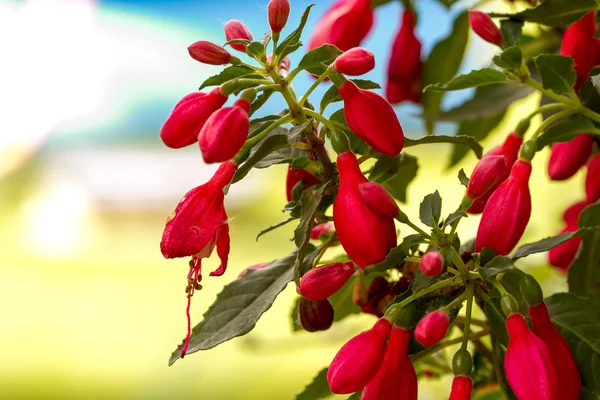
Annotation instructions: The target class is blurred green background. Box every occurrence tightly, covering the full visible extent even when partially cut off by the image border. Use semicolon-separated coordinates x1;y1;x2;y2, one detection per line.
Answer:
0;0;580;398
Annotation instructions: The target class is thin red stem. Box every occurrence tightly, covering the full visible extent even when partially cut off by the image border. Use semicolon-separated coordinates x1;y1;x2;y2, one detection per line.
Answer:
181;257;202;358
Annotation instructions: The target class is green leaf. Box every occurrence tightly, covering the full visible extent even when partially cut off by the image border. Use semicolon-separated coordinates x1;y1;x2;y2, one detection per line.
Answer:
370;154;419;203
169;249;314;365
444;211;467;229
250;90;275;116
490;0;600;27
579;66;600;114
290;296;302;332
458;169;469;187
402;234;429;255
199;65;262;90
320;79;381;112
534;54;578;95
232;129;290;183
483;298;509;347
568;201;600;300
478;256;515;279
329;109;371;155
536;115;597;148
366;245;407;274
405;135;483;159
546;292;600;396
448;112;507;168
256;217;297;241
329;275;363;322
419;191;442;228
500;19;524;47
424;69;509;92
224;38;251;48
246;41;267;61
276;4;314;59
494;46;523;70
421;11;470;134
298;44;343;76
513;227;598;259
296;368;332;400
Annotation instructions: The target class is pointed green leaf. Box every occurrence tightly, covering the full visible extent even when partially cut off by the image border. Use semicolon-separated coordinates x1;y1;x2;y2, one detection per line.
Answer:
246;41;267;61
256;217;297;241
512;226;599;259
568;201;600;300
370;154;419;203
444;211;467;228
276;4;314;59
405;135;483;159
484;298;509;347
535;54;578;95
298;44;343;76
458;169;470;187
478;256;515;280
419;191;443;228
232;129;290;183
424;69;509;92
579;66;600;113
536;115;597;149
296;368;332;400
200;65;263;90
500;19;524;47
494;46;523;70
490;0;600;27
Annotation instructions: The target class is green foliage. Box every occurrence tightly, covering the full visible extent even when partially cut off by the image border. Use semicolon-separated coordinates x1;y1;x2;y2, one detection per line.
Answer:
500;19;524;47
536;115;597;148
424;69;509;92
199;65;263;90
490;0;600;27
535;54;578;95
405;135;483;159
493;46;523;70
568;201;600;300
298;44;342;76
296;368;332;400
276;4;314;59
369;153;419;203
419;191;443;228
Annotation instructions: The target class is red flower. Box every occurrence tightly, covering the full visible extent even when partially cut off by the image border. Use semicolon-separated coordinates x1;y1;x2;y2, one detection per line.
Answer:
475;159;532;255
338;80;405;156
548;201;586;270
414;310;449;347
268;0;290;34
468;10;502;46
224;20;253;52
386;10;422;104
448;376;473;400
327;318;391;394
299;262;356;301
160;89;228;149
362;325;418;400
334;152;397;268
188;40;233;65
308;0;373;52
547;134;594;181
286;165;321;202
504;314;558;400
298;297;334;332
419;250;444;277
529;302;581;400
310;223;334;240
333;47;375;76
586;153;600;203
198;99;250;164
561;11;600;90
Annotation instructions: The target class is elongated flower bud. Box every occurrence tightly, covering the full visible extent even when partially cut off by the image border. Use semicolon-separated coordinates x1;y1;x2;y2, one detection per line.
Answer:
299;262;356;301
548;201;586;270
386;10;422;104
561;11;600;89
548;134;594;181
160;89;228;149
504;313;559;400
467;155;508;199
333;47;375;76
449;376;473;400
224;20;253;52
308;0;373;52
327;318;392;394
286;165;321;202
188;40;233;65
310;223;334;240
475;159;532;255
415;309;449;347
268;0;290;34
338;80;405;156
586;153;600;203
358;182;400;219
468;10;502;46
334;152;397;268
420;250;444;277
362;325;417;400
298;297;334;332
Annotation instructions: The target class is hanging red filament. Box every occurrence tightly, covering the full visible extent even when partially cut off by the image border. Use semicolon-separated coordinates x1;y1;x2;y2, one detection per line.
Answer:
181;257;202;358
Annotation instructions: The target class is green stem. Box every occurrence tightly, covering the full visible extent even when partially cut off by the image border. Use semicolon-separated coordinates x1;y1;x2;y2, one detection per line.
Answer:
285;67;302;83
298;69;332;108
256;84;282;92
301;107;338;134
410;328;491;363
461;286;475;349
234;114;293;164
313;233;339;267
578;107;600;125
397;212;432;238
448;245;469;277
525;77;579;107
532;108;577;141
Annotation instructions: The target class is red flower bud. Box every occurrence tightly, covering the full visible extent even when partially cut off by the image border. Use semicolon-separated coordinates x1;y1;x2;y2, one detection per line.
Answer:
362;326;417;400
449;376;473;400
467;156;508;199
161;161;237;267
338;80;405;156
586;153;600;203
548;134;594;181
327;318;391;394
419;250;445;277
298;297;334;332
188;40;232;65
310;223;334;240
504;314;559;400
561;11;600;90
529;303;581;400
308;0;374;52
299;262;355;300
468;10;502;46
224;20;253;52
548;201;586;270
386;10;422;104
237;262;268;278
333;47;375;76
286;165;321;202
198;99;250;164
358;182;400;219
475;159;532;255
415;309;449;347
334;152;397;268
268;0;290;34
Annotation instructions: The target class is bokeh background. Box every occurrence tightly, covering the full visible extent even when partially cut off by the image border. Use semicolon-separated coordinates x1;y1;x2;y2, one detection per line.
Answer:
0;0;581;398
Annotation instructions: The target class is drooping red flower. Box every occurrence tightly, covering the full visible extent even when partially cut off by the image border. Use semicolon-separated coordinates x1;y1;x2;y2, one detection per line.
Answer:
160;89;228;149
188;40;233;65
298;297;334;332
361;325;418;400
586;153;600;203
327;318;391;394
333;152;397;268
198;99;250;164
299;262;356;301
414;309;449;347
448;376;473;400
308;0;374;52
386;10;422;104
333;47;375;76
224;20;253;52
547;134;594;181
561;11;600;90
504;313;559;400
285;165;321;202
419;250;444;277
310;223;334;240
548;201;586;270
475;159;532;255
268;0;290;34
529;302;581;400
338;80;405;156
468;10;502;46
